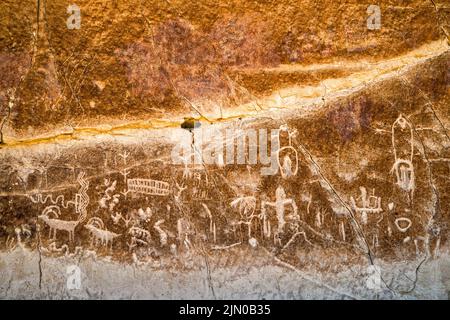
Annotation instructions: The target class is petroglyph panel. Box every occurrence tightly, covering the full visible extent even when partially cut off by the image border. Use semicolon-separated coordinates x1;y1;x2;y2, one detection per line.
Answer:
0;0;449;300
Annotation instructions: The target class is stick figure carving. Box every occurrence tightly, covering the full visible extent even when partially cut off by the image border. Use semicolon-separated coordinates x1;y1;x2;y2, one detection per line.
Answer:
261;186;298;237
277;125;299;179
391;115;415;197
350;186;382;225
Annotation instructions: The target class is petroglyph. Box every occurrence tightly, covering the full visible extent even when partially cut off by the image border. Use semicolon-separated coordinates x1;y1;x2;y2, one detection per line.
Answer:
85;218;121;250
127;178;170;197
395;218;412;233
127;226;152;251
350;187;383;225
391;115;416;197
38;206;80;242
261;186;299;239
0;0;449;300
154;220;168;247
99;180;120;212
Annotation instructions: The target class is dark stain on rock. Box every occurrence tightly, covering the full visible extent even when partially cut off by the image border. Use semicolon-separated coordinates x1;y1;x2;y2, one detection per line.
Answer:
328;96;373;143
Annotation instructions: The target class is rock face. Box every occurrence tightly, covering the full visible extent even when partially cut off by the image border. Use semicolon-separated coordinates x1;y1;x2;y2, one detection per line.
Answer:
0;1;449;299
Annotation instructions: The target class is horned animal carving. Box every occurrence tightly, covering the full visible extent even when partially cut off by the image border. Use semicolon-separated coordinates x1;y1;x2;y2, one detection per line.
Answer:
37;172;89;243
38;206;82;243
84;217;121;249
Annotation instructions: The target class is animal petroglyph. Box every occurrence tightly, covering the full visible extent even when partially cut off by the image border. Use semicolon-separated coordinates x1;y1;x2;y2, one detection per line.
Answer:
84;218;121;249
38;206;82;242
99;179;120;211
154;219;168;247
37;172;89;243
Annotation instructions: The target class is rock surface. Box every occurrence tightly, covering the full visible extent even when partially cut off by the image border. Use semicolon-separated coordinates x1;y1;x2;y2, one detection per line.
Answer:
0;0;449;299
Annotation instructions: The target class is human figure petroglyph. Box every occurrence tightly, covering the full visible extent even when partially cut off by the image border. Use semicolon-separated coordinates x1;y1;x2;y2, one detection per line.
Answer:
418;217;442;259
175;154;195;180
385;202;396;237
413;235;430;258
111;211;123;225
202;203;216;243
120;168;131;194
110;211;134;227
117;151;132;196
7;224;32;250
314;206;328;229
391;115;415;197
277;125;299;179
118;150;130;165
177;217;193;250
174;182;187;203
84;218;121;250
137;207;152;223
350;186;383;225
300;193;312;221
191;170;212;200
261;186;299;237
154;219;168;247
